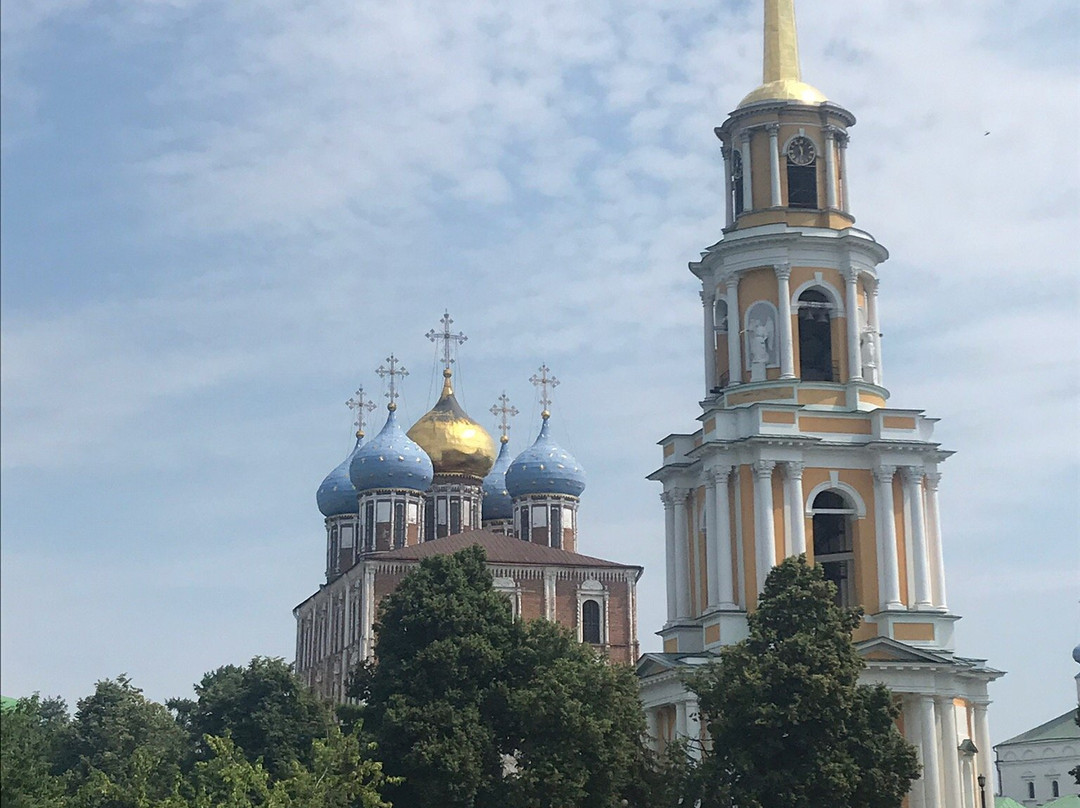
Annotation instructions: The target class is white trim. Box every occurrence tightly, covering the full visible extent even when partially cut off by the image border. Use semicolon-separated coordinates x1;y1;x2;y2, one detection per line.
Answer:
792;273;844;314
743;299;781;370
804;479;868;518
577;580;609;646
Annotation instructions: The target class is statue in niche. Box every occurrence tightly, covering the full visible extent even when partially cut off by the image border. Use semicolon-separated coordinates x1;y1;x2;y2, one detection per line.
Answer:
860;330;878;378
748;317;774;382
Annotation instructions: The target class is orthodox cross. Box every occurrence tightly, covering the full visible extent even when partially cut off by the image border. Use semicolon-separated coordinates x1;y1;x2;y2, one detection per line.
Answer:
426;310;468;372
489;392;519;444
529;364;559;419
346;386;377;438
376;355;408;410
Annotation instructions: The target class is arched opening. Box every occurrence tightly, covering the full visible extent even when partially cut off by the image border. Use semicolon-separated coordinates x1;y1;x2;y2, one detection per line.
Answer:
786;136;818;209
582;599;602;644
731;150;745;216
811;490;856;607
797;288;835;381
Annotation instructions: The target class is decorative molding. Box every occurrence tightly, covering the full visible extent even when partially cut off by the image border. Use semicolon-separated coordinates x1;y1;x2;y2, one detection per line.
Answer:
783;461;805;480
873;464;897;484
773;262;792;282
925;472;942;491
900;466;926;485
751;460;776;478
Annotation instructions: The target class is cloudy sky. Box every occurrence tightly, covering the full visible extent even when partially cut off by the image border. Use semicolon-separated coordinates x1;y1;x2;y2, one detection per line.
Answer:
2;0;1077;746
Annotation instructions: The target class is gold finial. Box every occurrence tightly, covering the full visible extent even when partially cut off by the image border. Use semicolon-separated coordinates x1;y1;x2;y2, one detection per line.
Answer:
346;386;377;439
738;0;826;108
490;392;519;445
529;364;559;421
426;310;468;375
376;355;408;411
763;0;800;85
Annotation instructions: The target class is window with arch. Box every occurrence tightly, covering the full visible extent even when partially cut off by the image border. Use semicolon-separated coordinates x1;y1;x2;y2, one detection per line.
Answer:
1053;781;1060;798
811;490;857;607
1028;782;1035;800
714;298;728;334
786;135;818;209
582;599;602;644
797;288;835;381
731;149;744;216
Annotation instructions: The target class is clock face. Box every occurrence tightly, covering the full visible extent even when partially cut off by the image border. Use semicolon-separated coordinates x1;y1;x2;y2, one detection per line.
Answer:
787;136;816;166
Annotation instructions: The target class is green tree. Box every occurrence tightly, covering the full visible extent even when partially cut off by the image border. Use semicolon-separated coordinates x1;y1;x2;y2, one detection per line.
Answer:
684;555;920;808
60;675;187;807
169;657;333;780
352;545;652;808
0;694;70;807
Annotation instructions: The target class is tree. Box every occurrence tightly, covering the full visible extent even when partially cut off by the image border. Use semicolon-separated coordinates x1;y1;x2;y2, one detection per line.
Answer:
0;695;70;808
169;656;334;780
352;545;653;807
684;555;920;808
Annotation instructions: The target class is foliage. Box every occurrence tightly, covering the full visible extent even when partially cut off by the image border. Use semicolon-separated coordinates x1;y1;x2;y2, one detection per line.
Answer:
0;664;389;808
169;656;333;780
681;555;920;808
352;545;653;807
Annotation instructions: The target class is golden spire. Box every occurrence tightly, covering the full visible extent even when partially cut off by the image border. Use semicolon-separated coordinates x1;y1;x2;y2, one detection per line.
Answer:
739;0;826;108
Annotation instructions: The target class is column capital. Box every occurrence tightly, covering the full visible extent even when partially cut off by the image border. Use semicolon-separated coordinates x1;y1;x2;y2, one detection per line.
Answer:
783;460;805;479
752;460;776;479
842;262;861;283
725;274;740;291
900;466;926;485
925;471;942;490
700;289;715;306
873;464;897;484
866;275;880;295
721;145;732;161
823;124;841;141
708;465;734;484
739;129;753;144
660;491;674;508
668;487;691;504
836;131;850;148
765;122;780;135
773;262;792;281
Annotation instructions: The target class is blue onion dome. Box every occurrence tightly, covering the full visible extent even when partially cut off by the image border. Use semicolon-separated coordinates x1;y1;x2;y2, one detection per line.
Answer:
316;439;362;517
350;407;434;492
505;416;586;498
482;438;514;520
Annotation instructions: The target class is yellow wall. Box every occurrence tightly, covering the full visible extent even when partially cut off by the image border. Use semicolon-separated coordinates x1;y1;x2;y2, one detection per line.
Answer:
893;476;909;606
772;469;786;562
750;132;772;211
739;465;757;609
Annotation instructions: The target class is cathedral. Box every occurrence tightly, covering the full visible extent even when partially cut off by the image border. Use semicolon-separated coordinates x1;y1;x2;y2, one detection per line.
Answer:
294;2;1002;806
293;315;641;702
636;2;1003;807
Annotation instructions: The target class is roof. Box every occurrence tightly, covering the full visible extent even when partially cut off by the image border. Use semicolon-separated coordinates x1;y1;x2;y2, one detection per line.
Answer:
1044;797;1080;808
0;696;18;712
637;651;720;679
376;528;641;572
996;709;1080;747
993;799;1026;808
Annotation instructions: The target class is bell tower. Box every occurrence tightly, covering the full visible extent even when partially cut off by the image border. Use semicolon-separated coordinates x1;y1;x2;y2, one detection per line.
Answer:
639;4;1002;806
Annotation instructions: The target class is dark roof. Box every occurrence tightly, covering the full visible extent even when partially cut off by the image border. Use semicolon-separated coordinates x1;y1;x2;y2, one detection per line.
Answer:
997;709;1080;747
375;528;640;571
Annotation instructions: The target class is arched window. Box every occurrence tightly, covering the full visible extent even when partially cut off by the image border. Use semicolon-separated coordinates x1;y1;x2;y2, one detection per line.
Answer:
714;298;728;334
582;599;602;644
798;289;835;381
1053;781;1060;798
1028;782;1035;800
731;150;745;216
786;135;818;209
811;491;856;607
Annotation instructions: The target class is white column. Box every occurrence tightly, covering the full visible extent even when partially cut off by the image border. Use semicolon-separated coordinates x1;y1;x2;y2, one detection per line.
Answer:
662;493;677;621
645;708;660;750
784;462;807;557
904;698;927;808
544;568;557;621
723;146;734;228
973;703;994;787
673;488;692;619
705;470;720;609
838;133;851;214
824;126;839;209
873;465;904;610
686;697;702;758
675;700;689;739
702;290;717;395
903;467;934;610
712;467;737;608
866;276;884;384
925;472;949;610
343;582;352;650
919;696;944;808
938;696;963;808
767;123;782;207
774;263;795;379
752;460;776;595
362;565;376;659
726;276;743;386
740;131;754;212
843;264;863;382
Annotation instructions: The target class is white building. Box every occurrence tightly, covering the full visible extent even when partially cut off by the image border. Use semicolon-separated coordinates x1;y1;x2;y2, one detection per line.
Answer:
995;709;1080;806
637;2;1003;806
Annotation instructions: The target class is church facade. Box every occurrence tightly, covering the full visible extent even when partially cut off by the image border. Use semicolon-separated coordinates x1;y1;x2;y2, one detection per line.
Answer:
637;3;1003;808
293;329;640;702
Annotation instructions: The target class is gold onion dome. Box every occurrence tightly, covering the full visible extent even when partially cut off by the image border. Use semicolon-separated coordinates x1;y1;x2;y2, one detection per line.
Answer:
407;369;497;479
738;0;827;108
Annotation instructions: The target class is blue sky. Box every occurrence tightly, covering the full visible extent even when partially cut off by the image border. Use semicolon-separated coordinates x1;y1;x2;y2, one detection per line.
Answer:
2;0;1078;746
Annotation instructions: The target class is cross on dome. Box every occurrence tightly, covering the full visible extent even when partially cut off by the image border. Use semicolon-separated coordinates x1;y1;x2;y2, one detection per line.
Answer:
346;386;377;438
376;355;408;411
426;310;468;373
529;364;559;421
489;392;519;444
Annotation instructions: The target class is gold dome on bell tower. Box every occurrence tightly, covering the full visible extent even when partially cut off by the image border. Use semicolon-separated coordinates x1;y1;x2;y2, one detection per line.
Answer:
738;0;827;108
408;367;497;479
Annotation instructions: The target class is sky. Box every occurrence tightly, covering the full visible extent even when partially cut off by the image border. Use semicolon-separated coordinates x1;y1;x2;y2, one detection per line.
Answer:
2;0;1078;748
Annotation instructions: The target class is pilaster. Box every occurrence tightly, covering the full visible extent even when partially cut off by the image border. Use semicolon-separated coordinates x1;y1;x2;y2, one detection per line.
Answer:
752;460;776;594
873;465;903;610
